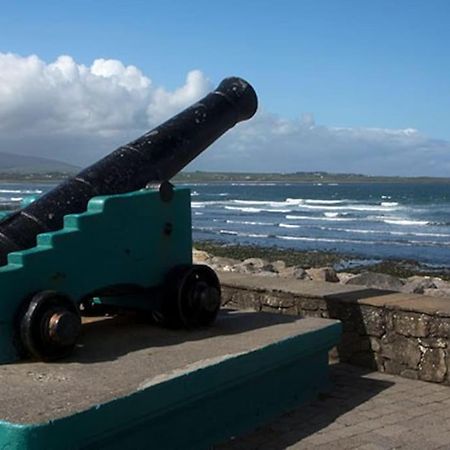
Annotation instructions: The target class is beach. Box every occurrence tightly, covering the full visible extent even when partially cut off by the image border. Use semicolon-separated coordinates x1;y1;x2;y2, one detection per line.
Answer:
194;241;450;297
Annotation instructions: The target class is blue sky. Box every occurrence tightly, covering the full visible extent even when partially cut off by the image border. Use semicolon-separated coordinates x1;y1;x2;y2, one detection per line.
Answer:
0;0;449;175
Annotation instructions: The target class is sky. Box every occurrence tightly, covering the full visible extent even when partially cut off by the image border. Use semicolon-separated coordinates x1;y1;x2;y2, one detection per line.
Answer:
0;0;449;176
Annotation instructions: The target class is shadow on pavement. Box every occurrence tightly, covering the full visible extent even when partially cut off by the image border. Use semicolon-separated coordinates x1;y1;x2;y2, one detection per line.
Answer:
214;363;394;450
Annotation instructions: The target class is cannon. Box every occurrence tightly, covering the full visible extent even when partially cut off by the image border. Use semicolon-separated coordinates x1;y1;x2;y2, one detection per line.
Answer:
0;77;257;363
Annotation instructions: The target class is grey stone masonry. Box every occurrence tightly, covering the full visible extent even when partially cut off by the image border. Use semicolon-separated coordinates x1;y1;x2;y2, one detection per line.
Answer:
219;273;450;385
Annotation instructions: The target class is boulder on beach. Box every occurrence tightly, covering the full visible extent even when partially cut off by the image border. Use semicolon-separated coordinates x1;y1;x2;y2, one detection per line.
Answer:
306;267;339;283
209;256;241;271
423;287;450;298
279;266;311;280
402;276;436;294
263;260;287;273
193;249;211;263
431;278;450;290
234;258;267;273
337;272;357;284
345;271;404;291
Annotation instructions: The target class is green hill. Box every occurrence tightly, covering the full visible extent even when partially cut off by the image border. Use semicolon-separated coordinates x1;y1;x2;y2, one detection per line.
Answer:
0;151;78;174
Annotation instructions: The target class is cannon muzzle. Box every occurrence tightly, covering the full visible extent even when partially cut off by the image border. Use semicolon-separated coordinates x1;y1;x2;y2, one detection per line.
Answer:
0;76;258;266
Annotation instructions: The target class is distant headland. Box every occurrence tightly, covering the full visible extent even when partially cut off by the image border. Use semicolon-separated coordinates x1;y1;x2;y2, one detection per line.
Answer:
1;169;450;184
0;151;78;182
172;171;450;184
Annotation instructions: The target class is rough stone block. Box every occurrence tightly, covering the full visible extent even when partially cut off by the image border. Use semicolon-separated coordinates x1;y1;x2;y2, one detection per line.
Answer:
381;334;421;369
356;306;385;337
300;309;323;319
431;318;450;338
419;348;447;382
393;312;431;338
419;337;447;349
400;368;419;380
297;297;321;311
369;336;381;353
262;293;295;309
222;288;262;311
383;359;407;375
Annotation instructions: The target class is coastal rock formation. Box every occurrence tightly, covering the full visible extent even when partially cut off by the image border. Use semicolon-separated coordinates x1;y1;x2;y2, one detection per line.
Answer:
279;266;310;280
192;249;210;263
336;272;357;284
402;276;436;294
345;272;405;291
423;287;450;298
264;260;286;273
235;258;267;273
192;248;450;299
306;267;339;283
209;256;240;271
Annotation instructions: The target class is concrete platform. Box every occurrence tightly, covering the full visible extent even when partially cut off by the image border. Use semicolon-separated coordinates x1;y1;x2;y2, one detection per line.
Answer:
0;309;341;449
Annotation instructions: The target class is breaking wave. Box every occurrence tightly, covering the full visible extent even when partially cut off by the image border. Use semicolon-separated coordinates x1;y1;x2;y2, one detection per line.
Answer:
383;219;429;226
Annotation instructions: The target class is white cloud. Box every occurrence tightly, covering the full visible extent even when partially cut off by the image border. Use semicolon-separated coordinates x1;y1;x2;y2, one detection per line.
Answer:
202;113;450;176
147;70;212;124
0;52;449;176
0;53;211;162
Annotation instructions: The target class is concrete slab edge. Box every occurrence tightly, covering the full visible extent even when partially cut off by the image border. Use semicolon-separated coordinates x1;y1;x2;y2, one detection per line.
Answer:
0;321;341;450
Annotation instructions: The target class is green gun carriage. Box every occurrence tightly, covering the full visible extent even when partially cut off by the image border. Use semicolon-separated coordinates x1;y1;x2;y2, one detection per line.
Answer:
0;77;258;363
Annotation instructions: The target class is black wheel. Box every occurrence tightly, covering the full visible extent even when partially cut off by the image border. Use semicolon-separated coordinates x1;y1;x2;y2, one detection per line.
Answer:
161;264;221;328
19;290;81;361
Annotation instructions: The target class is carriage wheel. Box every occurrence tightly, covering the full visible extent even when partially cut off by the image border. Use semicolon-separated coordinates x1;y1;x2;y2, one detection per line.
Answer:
19;290;81;361
161;264;221;328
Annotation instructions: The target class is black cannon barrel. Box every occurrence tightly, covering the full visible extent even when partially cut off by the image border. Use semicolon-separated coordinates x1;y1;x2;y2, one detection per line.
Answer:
0;77;257;266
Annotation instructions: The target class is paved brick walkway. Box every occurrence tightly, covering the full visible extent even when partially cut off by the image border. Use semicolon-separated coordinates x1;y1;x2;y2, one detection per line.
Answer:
215;364;450;449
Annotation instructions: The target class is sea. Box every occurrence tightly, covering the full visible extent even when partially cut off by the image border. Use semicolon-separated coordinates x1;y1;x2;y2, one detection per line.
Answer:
1;181;450;268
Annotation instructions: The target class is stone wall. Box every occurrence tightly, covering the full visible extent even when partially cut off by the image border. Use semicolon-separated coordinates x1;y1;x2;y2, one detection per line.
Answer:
219;272;450;384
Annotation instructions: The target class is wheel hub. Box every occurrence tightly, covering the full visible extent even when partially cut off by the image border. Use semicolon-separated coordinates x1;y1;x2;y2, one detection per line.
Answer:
190;281;218;311
47;309;81;346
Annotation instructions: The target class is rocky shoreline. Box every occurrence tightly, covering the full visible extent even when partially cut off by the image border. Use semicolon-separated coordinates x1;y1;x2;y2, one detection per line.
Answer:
193;243;450;299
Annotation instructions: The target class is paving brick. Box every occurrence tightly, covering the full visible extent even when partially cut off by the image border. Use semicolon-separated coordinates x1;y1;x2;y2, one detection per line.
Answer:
398;441;443;450
354;419;385;433
375;424;409;437
354;445;389;450
388;399;419;409
215;363;450;450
